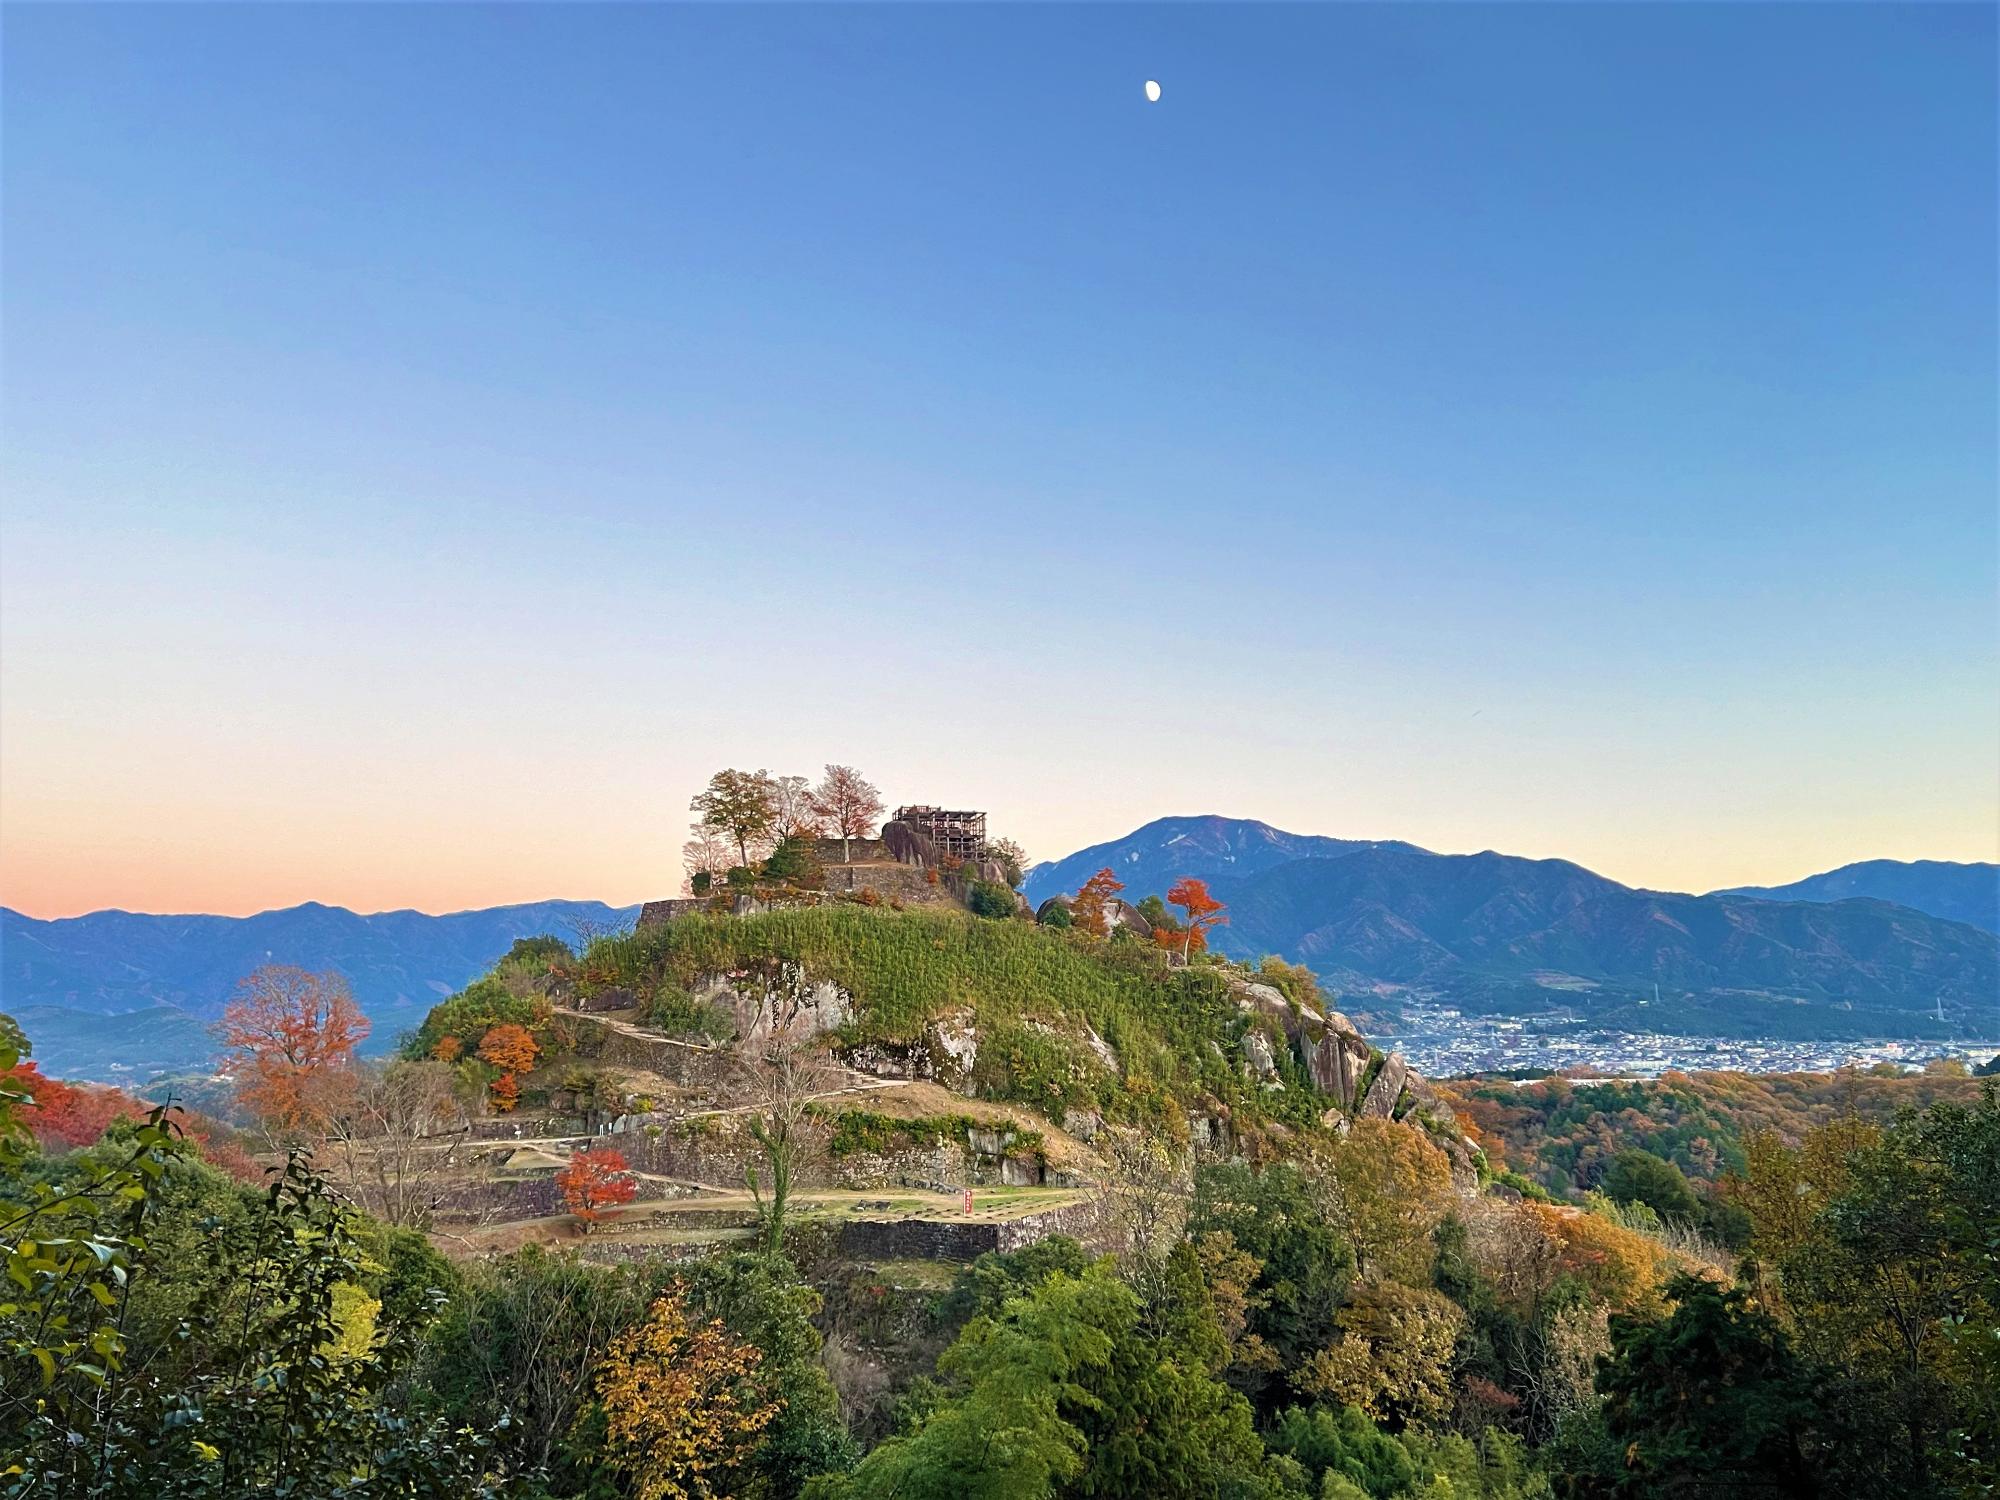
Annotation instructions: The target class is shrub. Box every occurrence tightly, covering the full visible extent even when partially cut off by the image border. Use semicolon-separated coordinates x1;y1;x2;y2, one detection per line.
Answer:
645;984;735;1044
967;881;1016;919
1038;902;1073;930
690;871;713;896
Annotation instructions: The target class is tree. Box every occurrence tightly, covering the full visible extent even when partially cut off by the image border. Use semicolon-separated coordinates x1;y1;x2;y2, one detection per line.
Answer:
1598;1148;1699;1223
1190;1163;1355;1405
813;765;884;863
834;1264;1282;1500
3;1063;147;1149
732;962;843;1254
219;965;370;1138
692;768;778;866
1071;868;1125;938
1323;1116;1455;1283
4;1145;499;1495
1300;1281;1466;1429
1591;1274;1831;1499
683;1250;859;1494
326;1058;463;1229
988;837;1028;888
477;1022;539;1113
426;1246;654;1485
557;1146;638;1230
591;1284;779;1500
684;827;735;894
1165;877;1228;964
770;774;829;843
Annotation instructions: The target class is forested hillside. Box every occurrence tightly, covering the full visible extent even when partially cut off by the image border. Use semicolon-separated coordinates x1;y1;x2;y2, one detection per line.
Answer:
1440;1067;1985;1195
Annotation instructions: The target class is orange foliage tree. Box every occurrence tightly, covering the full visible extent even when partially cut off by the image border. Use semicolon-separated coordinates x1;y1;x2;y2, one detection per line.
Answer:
218;965;370;1137
1165;876;1228;964
477;1022;539;1113
557;1145;639;1229
2;1063;147;1149
591;1284;778;1500
1071;867;1125;937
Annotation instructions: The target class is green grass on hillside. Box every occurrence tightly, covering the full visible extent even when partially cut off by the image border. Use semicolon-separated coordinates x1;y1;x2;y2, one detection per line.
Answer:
577;906;1326;1131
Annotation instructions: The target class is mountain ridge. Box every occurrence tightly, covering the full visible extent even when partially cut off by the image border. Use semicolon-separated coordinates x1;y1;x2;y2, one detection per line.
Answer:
1713;858;1998;934
1024;818;1997;1040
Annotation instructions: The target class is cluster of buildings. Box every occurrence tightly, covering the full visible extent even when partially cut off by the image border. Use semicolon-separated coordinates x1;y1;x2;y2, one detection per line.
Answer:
1376;998;2000;1079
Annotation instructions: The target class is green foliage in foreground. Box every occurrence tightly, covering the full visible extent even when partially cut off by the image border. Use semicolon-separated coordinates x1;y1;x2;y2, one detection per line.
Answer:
571;904;1326;1128
11;1016;1998;1500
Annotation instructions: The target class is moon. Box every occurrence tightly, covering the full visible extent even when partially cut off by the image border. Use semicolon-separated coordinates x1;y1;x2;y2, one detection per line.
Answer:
1144;79;1162;103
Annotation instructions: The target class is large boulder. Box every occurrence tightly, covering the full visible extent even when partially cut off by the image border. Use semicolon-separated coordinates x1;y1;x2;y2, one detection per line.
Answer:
1033;893;1156;937
1359;1052;1410;1119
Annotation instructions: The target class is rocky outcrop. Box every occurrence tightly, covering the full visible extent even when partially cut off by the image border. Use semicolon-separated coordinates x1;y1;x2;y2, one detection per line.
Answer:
1359;1052;1409;1119
1033;894;1156;937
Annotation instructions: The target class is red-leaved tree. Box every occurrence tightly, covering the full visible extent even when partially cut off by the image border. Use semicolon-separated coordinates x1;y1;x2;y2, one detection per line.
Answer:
557;1145;638;1230
1166;876;1229;964
218;965;370;1138
477;1023;539;1113
1072;867;1125;938
3;1063;147;1149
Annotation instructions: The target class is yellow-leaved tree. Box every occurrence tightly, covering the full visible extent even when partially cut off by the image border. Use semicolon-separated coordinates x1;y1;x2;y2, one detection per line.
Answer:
588;1284;778;1500
1327;1115;1456;1283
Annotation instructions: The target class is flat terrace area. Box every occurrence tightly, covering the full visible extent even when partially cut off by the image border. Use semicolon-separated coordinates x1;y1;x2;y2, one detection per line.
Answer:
439;1180;1091;1259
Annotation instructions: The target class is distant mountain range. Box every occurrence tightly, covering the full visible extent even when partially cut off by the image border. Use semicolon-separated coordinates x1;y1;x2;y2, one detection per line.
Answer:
1714;859;1998;934
1;900;638;1081
6;829;1996;1083
1026;817;2000;1041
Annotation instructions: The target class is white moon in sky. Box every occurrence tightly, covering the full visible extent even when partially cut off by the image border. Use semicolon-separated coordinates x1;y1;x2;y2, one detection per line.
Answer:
1144;79;1162;102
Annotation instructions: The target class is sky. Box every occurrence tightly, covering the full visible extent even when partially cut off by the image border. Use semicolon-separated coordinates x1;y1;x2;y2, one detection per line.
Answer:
2;3;1995;919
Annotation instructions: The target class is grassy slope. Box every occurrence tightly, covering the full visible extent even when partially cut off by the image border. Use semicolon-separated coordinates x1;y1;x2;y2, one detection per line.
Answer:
578;906;1322;1131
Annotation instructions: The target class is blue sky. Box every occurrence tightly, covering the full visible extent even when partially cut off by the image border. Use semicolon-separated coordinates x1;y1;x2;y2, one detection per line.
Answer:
3;3;1994;916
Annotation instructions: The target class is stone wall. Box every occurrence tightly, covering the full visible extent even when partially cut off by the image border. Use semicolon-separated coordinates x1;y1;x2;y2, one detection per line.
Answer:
837;1198;1107;1263
838;1217;1002;1262
567;1013;731;1094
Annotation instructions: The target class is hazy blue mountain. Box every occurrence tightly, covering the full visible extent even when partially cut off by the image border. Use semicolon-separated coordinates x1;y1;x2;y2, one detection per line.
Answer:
1;899;638;1081
1715;859;1999;934
1022;814;1425;907
1034;818;1999;1040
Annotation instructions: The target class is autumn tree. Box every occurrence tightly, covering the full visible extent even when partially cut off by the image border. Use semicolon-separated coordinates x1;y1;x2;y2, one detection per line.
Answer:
477;1022;539;1113
691;768;778;867
218;965;370;1139
1300;1280;1466;1428
1323;1114;1456;1283
812;764;884;863
2;1063;147;1150
1166;876;1228;964
1071;867;1125;938
556;1146;638;1230
590;1284;778;1500
768;774;827;843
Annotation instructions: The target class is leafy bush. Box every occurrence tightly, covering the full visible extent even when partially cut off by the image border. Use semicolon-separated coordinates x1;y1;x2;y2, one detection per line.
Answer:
403;977;547;1060
503;933;572;966
966;881;1017;919
645;983;735;1044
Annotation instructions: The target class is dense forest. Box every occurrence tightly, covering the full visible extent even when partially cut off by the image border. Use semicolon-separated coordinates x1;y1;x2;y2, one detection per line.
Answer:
1441;1066;1988;1195
4;995;1995;1498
